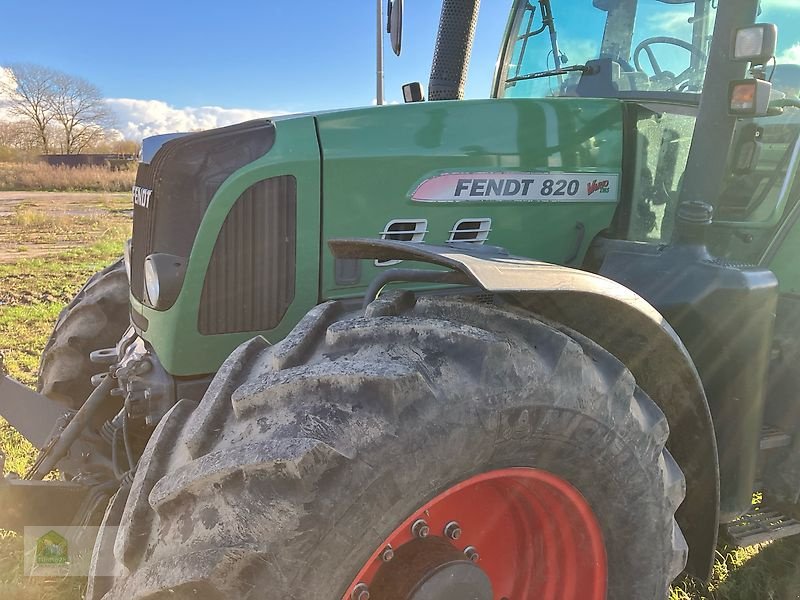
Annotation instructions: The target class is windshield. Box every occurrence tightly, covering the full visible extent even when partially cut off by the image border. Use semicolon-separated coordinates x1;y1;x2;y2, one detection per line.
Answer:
498;0;717;99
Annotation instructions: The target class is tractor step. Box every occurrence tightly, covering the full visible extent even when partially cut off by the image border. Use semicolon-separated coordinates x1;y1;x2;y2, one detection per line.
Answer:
725;506;800;547
760;425;792;450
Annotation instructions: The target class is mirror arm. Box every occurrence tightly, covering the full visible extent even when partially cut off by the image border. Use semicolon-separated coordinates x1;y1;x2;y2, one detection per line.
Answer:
376;0;384;105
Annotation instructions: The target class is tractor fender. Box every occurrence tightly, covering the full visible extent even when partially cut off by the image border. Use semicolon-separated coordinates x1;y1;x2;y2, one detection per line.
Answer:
330;238;719;581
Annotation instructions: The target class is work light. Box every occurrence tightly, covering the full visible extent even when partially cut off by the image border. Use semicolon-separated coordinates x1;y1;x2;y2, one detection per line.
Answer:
729;79;772;116
732;24;778;65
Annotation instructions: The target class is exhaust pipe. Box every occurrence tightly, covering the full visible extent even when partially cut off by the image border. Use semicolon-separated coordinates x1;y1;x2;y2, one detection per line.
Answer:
429;0;481;101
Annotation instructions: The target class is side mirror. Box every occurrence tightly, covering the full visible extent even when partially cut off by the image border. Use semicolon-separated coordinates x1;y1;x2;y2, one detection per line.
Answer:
388;0;403;57
402;82;425;103
732;24;778;66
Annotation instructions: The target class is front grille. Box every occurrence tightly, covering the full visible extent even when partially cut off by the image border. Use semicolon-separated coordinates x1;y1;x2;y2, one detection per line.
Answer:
130;120;276;306
198;176;297;335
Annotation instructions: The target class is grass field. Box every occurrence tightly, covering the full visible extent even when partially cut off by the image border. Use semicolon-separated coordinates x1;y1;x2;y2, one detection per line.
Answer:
0;192;798;598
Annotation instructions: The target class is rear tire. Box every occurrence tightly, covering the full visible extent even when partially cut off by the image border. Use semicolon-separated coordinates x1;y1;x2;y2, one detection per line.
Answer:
90;294;687;599
37;259;129;408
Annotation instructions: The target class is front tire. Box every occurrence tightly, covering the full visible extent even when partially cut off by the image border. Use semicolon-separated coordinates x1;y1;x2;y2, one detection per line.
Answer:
90;294;687;599
37;259;129;408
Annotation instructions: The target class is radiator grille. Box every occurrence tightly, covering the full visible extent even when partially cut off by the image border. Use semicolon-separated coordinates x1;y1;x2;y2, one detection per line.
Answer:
131;161;156;301
198;176;297;335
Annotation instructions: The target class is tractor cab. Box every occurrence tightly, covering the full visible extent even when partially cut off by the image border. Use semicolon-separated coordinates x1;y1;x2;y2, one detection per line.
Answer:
495;0;717;100
491;0;800;538
491;0;800;261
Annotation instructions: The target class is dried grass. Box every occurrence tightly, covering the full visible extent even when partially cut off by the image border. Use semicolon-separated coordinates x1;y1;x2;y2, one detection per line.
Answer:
0;162;136;192
8;207;76;230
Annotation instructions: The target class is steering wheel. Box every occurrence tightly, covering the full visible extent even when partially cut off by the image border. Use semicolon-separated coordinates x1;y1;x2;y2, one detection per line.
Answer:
634;37;707;90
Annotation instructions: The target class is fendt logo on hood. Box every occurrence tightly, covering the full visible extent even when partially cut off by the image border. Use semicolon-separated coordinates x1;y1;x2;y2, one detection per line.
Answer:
132;185;153;209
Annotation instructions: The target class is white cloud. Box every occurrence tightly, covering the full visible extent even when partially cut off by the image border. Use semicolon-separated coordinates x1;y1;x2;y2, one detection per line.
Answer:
559;39;599;64
762;0;800;9
0;67;13;92
1;68;286;141
105;98;291;141
779;43;800;64
0;67;16;121
370;98;401;105
649;8;693;36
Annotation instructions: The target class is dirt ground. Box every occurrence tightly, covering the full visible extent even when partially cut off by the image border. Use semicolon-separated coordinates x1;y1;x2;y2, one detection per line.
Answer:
0;191;131;262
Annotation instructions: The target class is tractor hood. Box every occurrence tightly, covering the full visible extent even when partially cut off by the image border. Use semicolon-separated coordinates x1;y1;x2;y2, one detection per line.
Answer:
130;97;626;377
312;97;626;299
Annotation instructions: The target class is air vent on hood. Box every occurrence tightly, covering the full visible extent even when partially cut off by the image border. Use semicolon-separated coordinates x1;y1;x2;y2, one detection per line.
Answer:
447;218;491;244
376;219;428;266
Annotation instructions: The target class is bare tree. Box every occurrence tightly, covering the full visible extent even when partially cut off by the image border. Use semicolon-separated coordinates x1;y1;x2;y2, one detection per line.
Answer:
49;72;114;154
0;64;57;153
0;64;116;155
0;119;44;152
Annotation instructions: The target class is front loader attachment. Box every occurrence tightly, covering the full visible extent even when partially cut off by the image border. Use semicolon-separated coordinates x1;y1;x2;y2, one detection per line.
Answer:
0;360;70;449
0;474;89;533
0;359;95;532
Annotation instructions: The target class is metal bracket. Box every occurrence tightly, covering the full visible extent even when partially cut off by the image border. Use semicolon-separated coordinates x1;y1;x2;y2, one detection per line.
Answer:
0;365;71;449
0;476;89;533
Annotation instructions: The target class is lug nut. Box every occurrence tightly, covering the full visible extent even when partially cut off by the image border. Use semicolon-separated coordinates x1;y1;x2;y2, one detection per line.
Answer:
411;519;430;538
444;521;462;540
351;583;370;600
464;546;480;562
381;546;394;562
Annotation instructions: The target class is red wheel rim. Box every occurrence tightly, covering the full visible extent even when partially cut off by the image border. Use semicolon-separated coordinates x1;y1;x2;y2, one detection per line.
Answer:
345;467;607;600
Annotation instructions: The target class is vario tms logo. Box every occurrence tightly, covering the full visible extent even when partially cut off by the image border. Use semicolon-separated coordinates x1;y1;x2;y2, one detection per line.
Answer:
587;179;611;196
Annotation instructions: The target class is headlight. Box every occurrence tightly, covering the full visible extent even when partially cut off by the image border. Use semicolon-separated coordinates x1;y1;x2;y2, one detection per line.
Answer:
123;238;132;281
144;257;160;307
142;253;187;310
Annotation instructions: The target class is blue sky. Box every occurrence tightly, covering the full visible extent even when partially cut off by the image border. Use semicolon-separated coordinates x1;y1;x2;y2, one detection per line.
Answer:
1;1;798;141
0;2;510;111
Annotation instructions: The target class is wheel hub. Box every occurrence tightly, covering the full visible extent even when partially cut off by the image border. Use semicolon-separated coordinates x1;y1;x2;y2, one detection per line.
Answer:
345;468;607;600
408;561;492;600
368;538;493;600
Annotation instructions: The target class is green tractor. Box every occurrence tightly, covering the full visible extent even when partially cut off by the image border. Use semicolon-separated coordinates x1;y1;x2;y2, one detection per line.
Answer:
2;0;800;597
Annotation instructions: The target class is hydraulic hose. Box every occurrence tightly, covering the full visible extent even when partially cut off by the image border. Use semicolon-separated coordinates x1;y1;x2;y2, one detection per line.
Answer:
30;372;115;480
